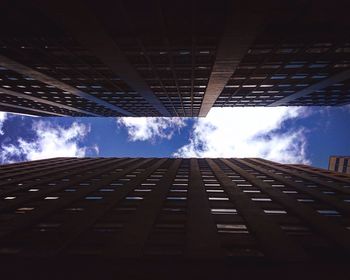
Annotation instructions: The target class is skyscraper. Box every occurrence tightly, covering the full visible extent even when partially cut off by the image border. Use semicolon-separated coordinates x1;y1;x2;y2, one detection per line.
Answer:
0;157;349;276
0;0;349;117
329;156;350;175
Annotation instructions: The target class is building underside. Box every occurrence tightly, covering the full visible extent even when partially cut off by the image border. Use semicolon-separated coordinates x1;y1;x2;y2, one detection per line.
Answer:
0;157;349;277
0;0;349;117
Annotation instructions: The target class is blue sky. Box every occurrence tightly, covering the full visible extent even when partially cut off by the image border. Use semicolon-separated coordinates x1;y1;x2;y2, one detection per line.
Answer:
0;106;349;169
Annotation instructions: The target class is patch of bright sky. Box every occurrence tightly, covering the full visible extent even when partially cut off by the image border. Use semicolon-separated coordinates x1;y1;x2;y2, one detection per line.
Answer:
0;106;349;168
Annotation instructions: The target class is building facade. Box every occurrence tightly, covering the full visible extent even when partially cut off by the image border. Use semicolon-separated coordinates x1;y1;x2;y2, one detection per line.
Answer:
0;0;350;117
0;156;349;273
329;156;350;175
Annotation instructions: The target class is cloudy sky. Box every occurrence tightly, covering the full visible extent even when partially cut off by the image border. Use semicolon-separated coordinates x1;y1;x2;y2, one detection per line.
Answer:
0;106;349;168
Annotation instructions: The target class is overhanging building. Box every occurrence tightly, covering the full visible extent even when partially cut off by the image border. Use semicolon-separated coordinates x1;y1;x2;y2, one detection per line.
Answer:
0;0;350;117
0;157;349;276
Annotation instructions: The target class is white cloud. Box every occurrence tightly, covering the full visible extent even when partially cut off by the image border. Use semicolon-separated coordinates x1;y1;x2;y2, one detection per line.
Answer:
116;117;186;142
0;121;96;163
174;107;310;164
0;112;7;135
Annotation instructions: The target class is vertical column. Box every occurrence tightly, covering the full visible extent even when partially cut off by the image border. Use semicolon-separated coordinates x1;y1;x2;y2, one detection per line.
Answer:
186;159;223;258
103;159;182;257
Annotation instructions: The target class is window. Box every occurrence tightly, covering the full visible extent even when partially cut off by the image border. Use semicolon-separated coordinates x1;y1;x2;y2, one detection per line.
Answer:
211;208;237;215
281;225;311;235
16;207;34;213
208;197;229;201
297;198;314;203
125;196;143;200
36;223;61;231
85;196;103;200
65;207;84;212
166;197;186;201
343;159;349;173
251;198;272;202
217;224;249;234
99;188;114;192
93;223;122;232
334;158;339;171
317;210;340;217
264;209;287;214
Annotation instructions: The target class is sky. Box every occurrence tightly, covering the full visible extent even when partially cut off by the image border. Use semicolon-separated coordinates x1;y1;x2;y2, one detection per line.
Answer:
0;105;349;169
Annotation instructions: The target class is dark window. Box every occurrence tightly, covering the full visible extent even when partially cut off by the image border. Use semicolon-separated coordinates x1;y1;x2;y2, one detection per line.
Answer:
342;159;349;173
335;158;340;171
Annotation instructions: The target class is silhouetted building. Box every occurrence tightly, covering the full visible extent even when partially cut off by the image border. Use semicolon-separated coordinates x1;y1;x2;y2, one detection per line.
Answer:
0;157;349;277
0;0;350;117
329;156;350;175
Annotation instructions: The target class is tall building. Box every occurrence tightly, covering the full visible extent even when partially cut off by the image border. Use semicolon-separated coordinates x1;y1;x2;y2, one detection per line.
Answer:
329;156;350;175
0;157;349;276
0;0;350;117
